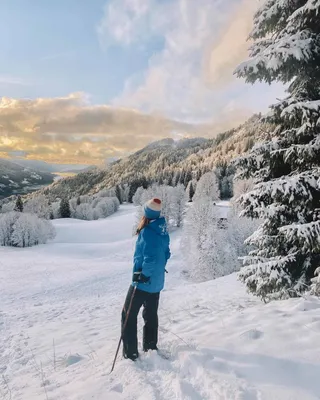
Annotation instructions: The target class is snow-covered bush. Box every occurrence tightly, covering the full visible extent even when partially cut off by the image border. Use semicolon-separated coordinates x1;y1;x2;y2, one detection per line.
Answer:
0;212;55;247
0;201;15;213
0;212;19;246
74;203;93;220
51;201;61;219
94;197;120;219
71;195;120;221
132;187;145;206
97;188;116;198
24;195;50;219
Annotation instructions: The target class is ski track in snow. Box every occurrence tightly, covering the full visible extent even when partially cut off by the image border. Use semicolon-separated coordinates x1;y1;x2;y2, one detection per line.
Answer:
1;204;320;399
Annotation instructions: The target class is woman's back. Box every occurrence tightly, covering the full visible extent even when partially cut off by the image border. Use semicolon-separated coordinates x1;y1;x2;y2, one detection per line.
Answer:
133;216;170;293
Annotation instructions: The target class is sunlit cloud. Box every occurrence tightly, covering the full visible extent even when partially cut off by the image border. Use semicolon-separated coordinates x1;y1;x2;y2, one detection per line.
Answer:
0;93;196;164
204;0;257;88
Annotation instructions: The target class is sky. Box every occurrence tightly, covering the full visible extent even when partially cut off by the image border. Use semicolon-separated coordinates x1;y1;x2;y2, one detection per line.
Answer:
0;0;285;165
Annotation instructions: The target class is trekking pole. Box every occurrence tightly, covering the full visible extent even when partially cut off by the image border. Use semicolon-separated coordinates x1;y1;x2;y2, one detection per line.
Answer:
110;285;137;374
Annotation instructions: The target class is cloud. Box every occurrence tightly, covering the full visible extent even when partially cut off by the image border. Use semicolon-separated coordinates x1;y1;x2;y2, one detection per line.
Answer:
99;0;282;127
106;0;261;121
110;0;233;120
204;0;257;88
0;93;196;164
0;92;255;164
97;0;156;47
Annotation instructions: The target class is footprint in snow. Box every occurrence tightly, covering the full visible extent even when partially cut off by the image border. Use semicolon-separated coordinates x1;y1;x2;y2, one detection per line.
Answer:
240;329;264;340
110;383;123;393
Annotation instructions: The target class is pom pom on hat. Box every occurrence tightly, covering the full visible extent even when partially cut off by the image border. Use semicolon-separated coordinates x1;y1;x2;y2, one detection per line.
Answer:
144;198;162;219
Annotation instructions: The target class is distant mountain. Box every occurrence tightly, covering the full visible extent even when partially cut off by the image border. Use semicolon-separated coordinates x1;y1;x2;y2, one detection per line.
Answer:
33;115;266;202
9;159;93;174
0;159;54;199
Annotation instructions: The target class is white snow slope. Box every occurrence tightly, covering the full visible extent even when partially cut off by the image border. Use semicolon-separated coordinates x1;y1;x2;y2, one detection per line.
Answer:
1;205;320;400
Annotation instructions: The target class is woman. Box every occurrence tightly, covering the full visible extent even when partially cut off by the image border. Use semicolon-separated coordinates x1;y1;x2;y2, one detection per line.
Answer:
122;198;171;361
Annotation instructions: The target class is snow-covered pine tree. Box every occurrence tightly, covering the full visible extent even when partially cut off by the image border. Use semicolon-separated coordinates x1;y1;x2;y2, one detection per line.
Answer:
193;172;220;203
171;184;187;228
59;198;71;218
115;185;123;204
186;180;195;202
183;170;192;188
234;0;320;300
14;196;23;212
132;187;145;206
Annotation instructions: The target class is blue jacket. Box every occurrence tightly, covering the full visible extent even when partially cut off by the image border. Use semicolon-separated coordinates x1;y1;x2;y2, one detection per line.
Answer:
133;217;171;293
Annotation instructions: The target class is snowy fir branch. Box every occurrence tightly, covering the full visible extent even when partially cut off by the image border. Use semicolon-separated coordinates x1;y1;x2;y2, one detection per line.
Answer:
249;0;302;40
278;221;320;253
239;253;295;301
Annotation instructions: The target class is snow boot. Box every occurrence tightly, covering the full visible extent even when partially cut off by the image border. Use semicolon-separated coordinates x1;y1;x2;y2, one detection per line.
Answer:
123;350;139;361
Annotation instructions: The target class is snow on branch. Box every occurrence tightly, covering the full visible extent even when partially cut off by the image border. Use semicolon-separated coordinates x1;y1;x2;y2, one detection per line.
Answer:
236;30;318;80
279;221;320;252
289;0;320;21
281;99;320;120
241;169;319;208
281;137;320;165
239;252;296;301
250;0;300;39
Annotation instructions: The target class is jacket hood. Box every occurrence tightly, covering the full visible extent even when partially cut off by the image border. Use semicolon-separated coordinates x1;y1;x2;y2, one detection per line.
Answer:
147;217;168;236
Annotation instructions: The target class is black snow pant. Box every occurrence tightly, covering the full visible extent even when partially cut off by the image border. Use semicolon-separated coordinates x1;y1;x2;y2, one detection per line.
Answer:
121;285;160;360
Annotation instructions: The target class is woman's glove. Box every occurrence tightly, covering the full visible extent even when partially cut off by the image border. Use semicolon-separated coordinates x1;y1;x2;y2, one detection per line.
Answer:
133;272;150;284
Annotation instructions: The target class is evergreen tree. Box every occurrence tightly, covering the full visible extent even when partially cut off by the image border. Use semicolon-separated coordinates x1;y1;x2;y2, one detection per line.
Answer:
115;185;122;204
186;181;195;202
179;169;186;185
59;198;71;218
128;177;148;203
171;184;187;228
173;171;181;186
128;180;140;203
183;170;192;188
158;175;164;185
167;174;173;186
235;0;320;301
77;197;81;206
14;196;23;212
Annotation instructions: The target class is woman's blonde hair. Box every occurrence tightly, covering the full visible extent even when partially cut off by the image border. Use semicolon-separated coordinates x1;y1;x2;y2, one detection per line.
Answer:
136;216;150;235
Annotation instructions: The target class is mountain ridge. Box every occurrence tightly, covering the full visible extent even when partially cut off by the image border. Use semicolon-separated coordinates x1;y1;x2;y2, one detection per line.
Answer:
0;159;54;199
36;115;263;201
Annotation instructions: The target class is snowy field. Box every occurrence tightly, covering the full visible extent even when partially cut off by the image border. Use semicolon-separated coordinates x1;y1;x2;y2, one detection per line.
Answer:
1;204;320;400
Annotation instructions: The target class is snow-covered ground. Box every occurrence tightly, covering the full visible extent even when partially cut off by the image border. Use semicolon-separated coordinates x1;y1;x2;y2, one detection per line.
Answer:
1;205;320;400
